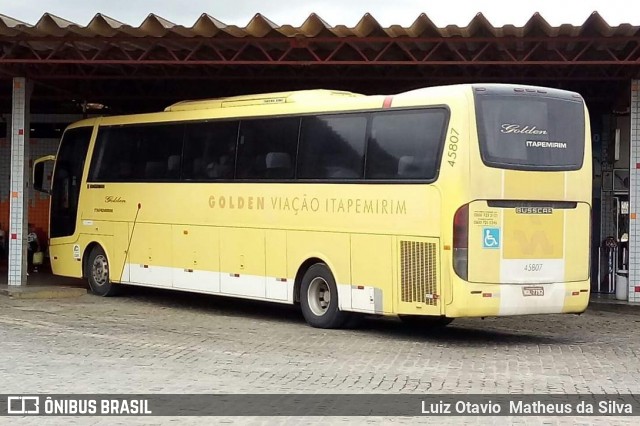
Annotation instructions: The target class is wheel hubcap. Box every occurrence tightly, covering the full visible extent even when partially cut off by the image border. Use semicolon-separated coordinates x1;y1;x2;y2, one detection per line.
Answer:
308;277;331;317
92;255;109;287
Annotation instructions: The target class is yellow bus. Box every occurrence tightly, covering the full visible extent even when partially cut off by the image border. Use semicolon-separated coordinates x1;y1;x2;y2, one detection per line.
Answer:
33;84;591;328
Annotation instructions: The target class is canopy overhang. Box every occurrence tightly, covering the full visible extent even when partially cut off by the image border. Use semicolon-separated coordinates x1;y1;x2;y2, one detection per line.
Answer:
1;11;639;113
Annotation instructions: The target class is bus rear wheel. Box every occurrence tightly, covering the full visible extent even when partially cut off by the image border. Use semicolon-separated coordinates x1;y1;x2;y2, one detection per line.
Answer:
300;263;349;329
87;245;119;296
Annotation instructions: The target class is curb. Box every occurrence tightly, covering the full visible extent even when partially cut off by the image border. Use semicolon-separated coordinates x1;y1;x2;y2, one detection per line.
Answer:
0;285;87;299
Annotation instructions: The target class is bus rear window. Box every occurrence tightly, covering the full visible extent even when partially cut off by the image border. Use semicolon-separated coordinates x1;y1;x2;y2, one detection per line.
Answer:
475;90;585;170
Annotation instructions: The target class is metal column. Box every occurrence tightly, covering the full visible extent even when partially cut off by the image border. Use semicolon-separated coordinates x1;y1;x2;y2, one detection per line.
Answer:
630;80;640;302
7;77;31;286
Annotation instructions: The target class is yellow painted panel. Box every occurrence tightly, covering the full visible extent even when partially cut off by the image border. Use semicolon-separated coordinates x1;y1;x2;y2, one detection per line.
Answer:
350;234;394;313
219;227;265;276
503;210;564;259
128;223;173;267
77;220;113;236
562;280;590;313
266;230;288;300
172;225;220;272
467;202;502;283
447;278;501;317
111;222;130;283
49;243;83;278
503;171;565;199
287;231;351;286
266;230;287;279
172;226;192;270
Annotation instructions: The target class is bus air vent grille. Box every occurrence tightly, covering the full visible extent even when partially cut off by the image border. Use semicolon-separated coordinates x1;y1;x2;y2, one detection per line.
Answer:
400;241;437;305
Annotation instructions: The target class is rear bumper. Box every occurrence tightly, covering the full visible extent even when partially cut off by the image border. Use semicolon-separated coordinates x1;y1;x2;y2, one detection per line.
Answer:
445;278;590;317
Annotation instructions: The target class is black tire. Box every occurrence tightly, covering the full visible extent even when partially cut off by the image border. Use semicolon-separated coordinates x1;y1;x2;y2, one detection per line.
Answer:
300;263;349;329
86;245;119;296
399;315;454;328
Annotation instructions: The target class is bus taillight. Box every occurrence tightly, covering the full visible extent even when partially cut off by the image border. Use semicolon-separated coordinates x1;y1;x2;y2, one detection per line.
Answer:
453;204;469;281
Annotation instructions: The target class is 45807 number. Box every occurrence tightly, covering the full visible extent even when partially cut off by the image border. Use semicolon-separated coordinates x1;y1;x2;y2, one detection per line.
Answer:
524;263;543;272
447;128;460;167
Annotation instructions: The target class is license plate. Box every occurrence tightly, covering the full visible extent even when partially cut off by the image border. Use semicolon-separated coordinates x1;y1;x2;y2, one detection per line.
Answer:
522;286;544;297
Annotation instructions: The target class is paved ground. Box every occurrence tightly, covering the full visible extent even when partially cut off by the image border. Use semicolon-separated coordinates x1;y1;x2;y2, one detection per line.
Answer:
1;282;639;425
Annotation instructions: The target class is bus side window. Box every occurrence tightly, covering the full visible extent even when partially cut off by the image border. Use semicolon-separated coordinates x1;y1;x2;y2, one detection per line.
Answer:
217;155;233;179
192;158;205;178
167;155;181;179
136;123;183;181
118;162;133;179
205;155;234;179
397;156;418;178
252;154;266;178
324;152;360;178
265;152;292;179
299;114;367;180
183;120;239;181
366;109;447;180
144;161;167;179
236;117;298;180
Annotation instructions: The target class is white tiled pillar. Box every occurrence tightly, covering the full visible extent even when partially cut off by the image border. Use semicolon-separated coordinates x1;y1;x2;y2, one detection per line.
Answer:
629;80;640;302
7;77;31;286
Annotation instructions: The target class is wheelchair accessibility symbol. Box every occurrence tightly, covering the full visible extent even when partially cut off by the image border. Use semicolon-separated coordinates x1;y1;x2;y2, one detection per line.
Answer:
483;227;500;249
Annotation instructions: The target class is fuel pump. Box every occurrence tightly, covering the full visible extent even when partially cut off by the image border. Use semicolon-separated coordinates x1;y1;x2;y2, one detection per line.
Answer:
617;199;629;268
601;236;617;293
615;197;629;300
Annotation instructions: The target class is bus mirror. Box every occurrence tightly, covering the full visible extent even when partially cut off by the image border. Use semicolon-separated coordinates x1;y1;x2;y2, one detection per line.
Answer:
33;155;55;195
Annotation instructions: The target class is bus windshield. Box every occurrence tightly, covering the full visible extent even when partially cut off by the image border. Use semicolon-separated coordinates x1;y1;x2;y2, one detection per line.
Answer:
475;88;585;171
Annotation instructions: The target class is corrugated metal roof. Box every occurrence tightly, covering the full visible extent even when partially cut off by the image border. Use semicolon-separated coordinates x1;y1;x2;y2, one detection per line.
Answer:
0;11;636;114
1;11;639;38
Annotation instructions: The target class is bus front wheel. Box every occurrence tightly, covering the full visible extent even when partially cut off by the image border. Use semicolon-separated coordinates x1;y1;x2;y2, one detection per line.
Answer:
300;263;349;329
87;245;119;296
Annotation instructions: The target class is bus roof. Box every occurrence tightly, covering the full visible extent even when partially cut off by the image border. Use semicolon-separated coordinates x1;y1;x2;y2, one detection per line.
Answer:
64;84;582;131
164;89;363;112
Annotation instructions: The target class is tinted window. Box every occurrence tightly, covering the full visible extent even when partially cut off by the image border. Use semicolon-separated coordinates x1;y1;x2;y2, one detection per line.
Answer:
475;91;585;170
236;118;299;179
90;123;184;181
51;127;92;238
182;121;238;180
299;115;367;179
366;110;448;179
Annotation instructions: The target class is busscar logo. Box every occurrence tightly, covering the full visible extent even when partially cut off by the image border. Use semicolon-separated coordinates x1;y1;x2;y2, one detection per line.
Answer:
515;207;553;215
7;396;40;414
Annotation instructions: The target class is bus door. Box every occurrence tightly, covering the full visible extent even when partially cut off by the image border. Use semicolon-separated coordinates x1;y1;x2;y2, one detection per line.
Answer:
50;127;93;241
45;127;93;277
